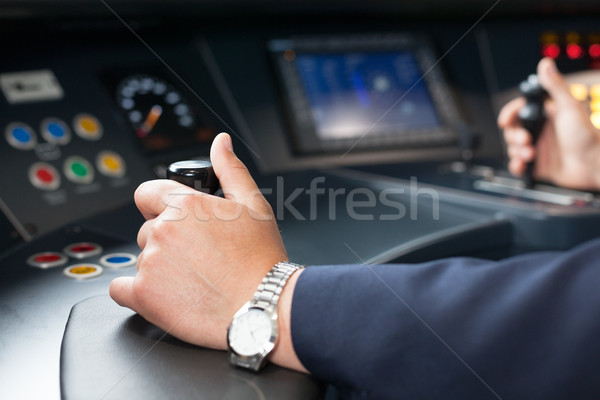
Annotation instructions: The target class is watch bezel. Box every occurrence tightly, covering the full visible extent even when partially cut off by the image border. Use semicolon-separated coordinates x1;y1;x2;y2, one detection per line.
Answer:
227;301;278;371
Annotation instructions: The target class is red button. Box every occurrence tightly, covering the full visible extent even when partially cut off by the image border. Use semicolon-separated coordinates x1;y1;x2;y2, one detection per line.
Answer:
63;242;103;259
29;162;60;191
27;251;67;269
36;168;54;183
34;253;62;263
71;244;96;253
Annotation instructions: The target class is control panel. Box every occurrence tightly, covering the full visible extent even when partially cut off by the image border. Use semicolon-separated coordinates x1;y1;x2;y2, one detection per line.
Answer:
0;35;228;245
0;82;153;240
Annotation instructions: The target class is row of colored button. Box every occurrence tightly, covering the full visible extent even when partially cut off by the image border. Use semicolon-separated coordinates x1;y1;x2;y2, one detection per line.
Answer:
26;242;137;279
29;151;125;190
5;114;102;150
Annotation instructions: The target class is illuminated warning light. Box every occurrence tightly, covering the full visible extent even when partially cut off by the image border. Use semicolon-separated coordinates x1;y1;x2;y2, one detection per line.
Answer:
590;84;600;99
570;83;589;102
591;112;600;130
542;43;560;59
566;32;581;44
566;43;584;60
589;44;600;59
540;32;559;44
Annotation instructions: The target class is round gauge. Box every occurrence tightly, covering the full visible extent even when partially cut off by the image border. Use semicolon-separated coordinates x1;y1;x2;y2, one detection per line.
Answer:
115;74;202;152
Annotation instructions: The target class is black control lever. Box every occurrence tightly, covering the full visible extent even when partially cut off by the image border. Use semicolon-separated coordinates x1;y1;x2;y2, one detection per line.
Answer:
167;160;220;194
518;74;548;188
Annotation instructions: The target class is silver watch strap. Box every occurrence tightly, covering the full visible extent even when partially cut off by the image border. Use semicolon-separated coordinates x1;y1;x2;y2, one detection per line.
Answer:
252;261;304;309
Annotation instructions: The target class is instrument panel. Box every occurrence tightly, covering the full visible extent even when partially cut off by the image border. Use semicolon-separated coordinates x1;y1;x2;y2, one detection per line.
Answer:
0;35;228;242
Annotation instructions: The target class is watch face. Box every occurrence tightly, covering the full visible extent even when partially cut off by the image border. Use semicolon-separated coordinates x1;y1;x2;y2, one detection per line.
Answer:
228;308;274;357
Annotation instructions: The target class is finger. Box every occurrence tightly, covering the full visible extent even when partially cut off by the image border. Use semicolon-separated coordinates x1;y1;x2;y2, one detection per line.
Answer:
520;145;535;162
537;57;578;109
504;127;532;146
508;158;526;176
507;144;521;159
109;276;137;310
210;132;266;211
507;143;535;161
137;219;153;250
135;179;196;220
498;97;526;129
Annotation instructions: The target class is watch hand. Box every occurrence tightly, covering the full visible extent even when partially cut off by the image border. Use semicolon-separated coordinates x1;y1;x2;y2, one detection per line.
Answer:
136;105;163;138
246;318;259;343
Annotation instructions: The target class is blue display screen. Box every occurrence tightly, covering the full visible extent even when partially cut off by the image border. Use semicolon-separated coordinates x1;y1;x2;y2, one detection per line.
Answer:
294;51;441;140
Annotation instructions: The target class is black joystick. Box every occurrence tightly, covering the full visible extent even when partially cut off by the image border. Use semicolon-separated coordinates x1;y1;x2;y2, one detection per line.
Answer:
167;160;219;194
518;74;548;188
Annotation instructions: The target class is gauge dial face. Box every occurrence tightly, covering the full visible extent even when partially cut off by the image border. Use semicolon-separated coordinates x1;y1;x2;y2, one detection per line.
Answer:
116;74;204;152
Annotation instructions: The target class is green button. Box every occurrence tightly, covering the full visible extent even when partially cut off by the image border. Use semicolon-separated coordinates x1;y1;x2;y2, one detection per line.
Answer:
71;162;88;177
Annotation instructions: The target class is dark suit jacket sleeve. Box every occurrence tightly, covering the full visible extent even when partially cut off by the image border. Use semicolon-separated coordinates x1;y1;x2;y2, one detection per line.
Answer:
290;238;600;400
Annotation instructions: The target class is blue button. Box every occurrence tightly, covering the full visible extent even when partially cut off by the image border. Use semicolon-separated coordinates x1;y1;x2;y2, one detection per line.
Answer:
13;127;31;143
107;256;130;263
47;123;65;138
41;118;71;145
100;253;137;269
5;122;37;150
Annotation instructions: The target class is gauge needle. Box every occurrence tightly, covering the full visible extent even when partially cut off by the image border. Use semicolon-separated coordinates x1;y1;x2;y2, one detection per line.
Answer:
136;105;163;138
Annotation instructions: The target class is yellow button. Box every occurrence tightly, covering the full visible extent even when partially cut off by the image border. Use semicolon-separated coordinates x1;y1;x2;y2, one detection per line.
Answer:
591;112;600;130
96;150;126;178
80;118;97;133
590;100;600;112
63;263;103;279
104;156;120;171
70;266;96;274
570;83;589;102
73;113;103;141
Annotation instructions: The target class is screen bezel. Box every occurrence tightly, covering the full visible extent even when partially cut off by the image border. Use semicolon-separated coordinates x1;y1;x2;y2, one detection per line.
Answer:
269;34;462;155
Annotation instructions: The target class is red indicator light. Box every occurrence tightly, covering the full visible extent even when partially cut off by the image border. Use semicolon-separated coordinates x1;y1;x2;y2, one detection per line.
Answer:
36;168;54;183
567;43;584;59
590;44;600;59
542;43;560;59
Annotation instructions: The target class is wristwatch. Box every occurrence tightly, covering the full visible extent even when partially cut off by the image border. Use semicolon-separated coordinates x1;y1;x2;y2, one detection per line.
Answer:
227;261;304;371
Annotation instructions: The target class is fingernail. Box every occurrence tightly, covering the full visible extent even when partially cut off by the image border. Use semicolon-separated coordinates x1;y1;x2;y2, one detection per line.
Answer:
545;57;558;76
223;133;233;153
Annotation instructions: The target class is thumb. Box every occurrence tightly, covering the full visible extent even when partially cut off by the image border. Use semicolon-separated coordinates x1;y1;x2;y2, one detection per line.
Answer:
109;276;136;310
537;57;577;108
210;132;264;209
